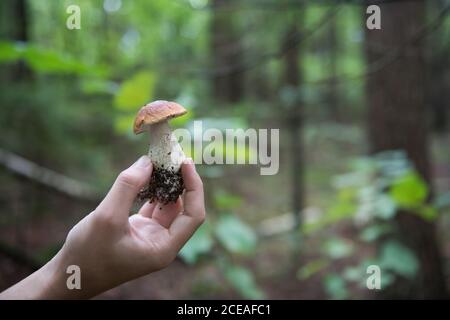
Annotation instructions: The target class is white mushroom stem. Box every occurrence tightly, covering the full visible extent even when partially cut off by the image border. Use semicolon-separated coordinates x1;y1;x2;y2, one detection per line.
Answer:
147;121;186;172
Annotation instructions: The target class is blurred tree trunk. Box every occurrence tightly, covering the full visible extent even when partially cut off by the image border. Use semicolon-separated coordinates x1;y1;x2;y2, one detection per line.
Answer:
211;0;244;103
365;2;447;298
0;0;31;81
0;0;33;255
327;14;340;121
428;1;450;133
283;22;304;228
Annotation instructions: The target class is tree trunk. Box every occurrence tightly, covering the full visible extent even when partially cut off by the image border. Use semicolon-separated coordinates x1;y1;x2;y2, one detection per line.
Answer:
327;13;340;121
1;0;31;81
428;1;450;133
365;1;447;298
211;0;244;103
283;23;304;228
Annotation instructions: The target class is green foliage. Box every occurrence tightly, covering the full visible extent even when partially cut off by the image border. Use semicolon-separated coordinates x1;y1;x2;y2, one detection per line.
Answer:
223;265;265;299
321;238;354;260
0;41;21;62
360;224;393;242
81;79;117;95
0;41;104;76
324;274;348;299
178;212;258;264
113;71;156;135
215;214;257;255
374;195;397;220
297;259;329;280
378;240;419;278
114;71;155;111
390;172;428;209
214;191;243;211
176;188;262;298
303;151;437;296
312;151;438;230
179;223;214;265
303;189;356;234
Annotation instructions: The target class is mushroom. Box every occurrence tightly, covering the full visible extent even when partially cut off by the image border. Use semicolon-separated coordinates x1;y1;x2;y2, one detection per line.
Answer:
133;100;188;204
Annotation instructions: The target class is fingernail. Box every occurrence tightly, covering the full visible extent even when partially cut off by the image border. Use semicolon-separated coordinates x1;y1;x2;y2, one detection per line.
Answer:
134;155;151;168
184;157;194;165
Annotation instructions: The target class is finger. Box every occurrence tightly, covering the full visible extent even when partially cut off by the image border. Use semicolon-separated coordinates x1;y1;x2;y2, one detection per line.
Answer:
152;198;183;228
96;156;152;224
138;200;157;218
168;159;205;250
181;159;205;219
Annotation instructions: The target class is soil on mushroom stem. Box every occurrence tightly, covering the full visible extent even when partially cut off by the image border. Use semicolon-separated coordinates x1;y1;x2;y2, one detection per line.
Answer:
138;168;184;205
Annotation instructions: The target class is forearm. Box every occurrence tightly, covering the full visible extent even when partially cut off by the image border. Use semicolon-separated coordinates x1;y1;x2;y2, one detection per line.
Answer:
0;249;93;300
0;159;205;300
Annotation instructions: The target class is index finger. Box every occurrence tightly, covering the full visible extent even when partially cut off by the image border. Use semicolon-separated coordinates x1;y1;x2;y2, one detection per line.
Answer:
168;159;205;250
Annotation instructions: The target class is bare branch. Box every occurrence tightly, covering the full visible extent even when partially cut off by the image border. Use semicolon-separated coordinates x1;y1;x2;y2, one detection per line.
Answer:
0;148;100;202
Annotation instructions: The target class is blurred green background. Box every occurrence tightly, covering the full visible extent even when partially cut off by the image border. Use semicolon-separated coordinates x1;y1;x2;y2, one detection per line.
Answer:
0;0;450;299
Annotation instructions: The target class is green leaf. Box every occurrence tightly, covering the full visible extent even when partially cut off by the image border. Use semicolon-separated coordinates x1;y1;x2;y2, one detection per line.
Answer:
24;47;87;74
379;240;419;278
321;238;354;259
179;223;214;265
224;265;264;299
215;214;257;255
375;150;412;178
327;201;356;221
114;71;155;111
343;266;363;282
390;172;428;209
374;195;397;219
214;191;242;210
360;224;393;242
114;114;136;135
380;272;396;288
81;79;117;95
297;259;329;280
324;274;348;299
0;42;104;76
416;205;438;221
0;41;22;62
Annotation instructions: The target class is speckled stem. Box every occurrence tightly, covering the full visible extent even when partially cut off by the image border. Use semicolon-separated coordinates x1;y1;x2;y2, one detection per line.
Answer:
147;121;186;172
139;121;186;204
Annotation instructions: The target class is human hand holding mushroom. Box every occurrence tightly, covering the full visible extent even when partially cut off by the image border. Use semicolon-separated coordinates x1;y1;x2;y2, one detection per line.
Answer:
0;101;205;300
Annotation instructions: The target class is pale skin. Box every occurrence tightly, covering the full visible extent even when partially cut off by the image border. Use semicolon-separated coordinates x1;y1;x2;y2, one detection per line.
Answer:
0;156;205;299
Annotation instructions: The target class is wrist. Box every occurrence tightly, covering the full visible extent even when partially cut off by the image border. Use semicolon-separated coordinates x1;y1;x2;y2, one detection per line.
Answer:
0;247;89;300
36;248;85;299
42;246;102;299
29;246;96;299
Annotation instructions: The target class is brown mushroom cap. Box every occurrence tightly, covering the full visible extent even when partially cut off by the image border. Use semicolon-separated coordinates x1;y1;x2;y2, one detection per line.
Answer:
133;100;187;134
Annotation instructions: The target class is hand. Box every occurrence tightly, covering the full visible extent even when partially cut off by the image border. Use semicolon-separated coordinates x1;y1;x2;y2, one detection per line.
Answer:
0;156;205;299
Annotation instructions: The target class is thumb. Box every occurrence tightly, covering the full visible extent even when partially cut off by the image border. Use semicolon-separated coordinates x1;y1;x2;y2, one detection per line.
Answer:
96;156;153;224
